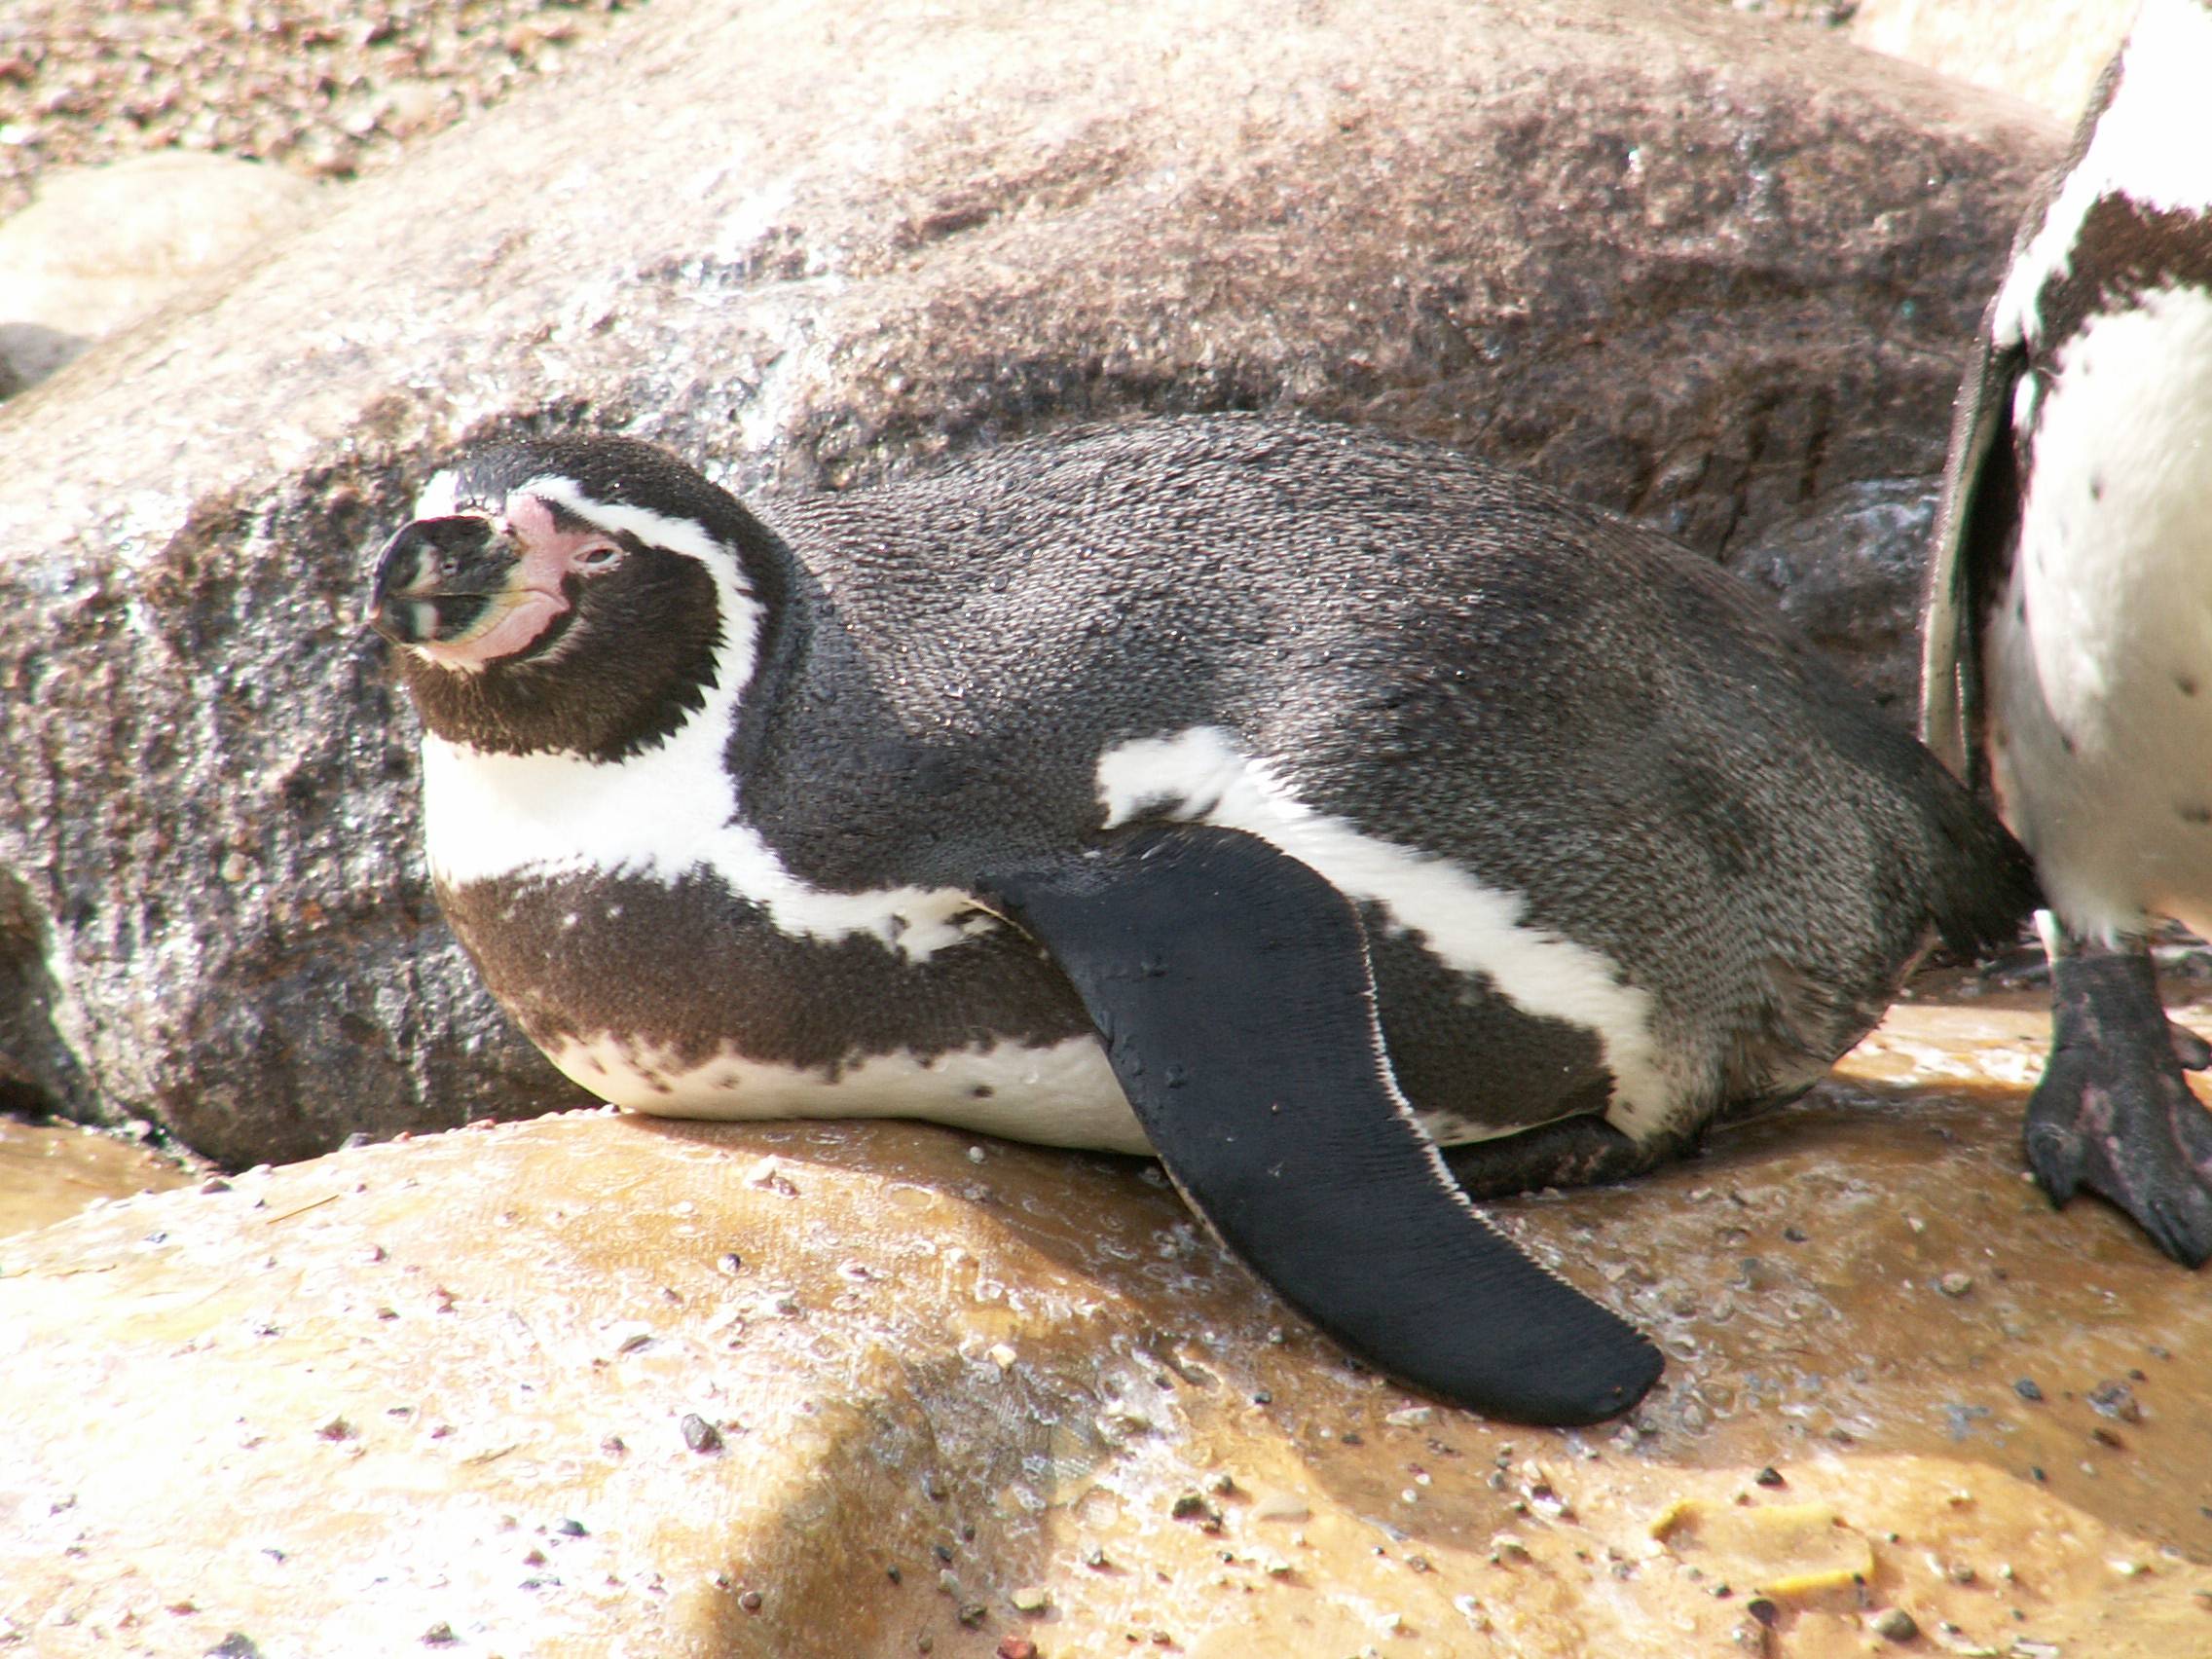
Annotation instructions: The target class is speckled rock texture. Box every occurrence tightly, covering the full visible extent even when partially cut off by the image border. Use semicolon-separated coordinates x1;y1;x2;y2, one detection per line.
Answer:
0;0;633;218
4;993;2209;1656
0;0;2063;1161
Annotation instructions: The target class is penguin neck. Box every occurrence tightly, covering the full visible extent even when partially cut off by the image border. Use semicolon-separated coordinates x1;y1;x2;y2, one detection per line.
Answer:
411;503;805;889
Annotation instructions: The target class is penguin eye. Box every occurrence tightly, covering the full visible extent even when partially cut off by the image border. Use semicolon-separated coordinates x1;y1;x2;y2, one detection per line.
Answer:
574;542;626;574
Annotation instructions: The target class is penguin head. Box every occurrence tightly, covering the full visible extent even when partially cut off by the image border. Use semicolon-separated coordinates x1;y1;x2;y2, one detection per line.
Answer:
368;435;777;761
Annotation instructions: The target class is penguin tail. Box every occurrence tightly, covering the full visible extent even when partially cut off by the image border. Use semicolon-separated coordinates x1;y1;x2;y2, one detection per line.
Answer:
1922;779;2042;964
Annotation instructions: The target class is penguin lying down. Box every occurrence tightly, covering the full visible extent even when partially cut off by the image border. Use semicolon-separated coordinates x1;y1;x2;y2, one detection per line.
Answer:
368;415;2035;1425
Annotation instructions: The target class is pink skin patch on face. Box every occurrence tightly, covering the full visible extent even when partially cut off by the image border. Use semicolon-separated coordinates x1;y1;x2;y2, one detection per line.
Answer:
414;494;620;670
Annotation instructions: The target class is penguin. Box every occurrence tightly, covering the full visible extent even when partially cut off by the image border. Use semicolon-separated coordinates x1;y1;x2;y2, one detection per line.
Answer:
368;413;2033;1425
1921;0;2212;1267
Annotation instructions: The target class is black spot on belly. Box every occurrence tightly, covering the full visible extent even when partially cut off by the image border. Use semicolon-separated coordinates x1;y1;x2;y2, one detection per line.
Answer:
439;868;1095;1076
2179;804;2212;827
970;1085;994;1099
2179;672;2200;698
2088;474;2105;502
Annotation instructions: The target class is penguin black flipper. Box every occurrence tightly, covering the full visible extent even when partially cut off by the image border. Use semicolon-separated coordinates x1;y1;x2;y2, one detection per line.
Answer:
977;824;1663;1426
1920;313;2024;793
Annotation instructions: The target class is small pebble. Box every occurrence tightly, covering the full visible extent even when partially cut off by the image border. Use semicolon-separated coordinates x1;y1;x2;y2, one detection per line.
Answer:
1011;1586;1049;1612
1870;1607;1919;1641
421;1626;459;1648
2088;1381;2143;1422
738;1590;762;1612
2013;1378;2045;1403
681;1414;723;1455
1753;1466;1785;1488
1937;1272;1974;1298
996;1641;1038;1659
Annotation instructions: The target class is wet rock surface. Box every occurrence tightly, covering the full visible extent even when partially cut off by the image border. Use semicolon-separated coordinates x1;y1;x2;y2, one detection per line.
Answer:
0;0;2061;1161
0;1117;192;1237
4;990;2209;1657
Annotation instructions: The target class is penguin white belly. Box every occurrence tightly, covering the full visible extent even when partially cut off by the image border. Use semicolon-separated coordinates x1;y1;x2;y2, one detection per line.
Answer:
544;1030;1150;1152
1989;284;2212;942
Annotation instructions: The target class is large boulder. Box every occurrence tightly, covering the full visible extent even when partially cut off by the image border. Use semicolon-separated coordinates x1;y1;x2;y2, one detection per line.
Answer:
0;0;2062;1162
4;997;2209;1655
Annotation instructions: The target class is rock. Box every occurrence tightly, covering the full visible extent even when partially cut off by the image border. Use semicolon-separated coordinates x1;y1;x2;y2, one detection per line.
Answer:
1870;1604;1922;1641
1851;0;2134;123
3;987;2210;1655
0;0;2061;1161
0;1118;193;1238
0;153;319;394
0;0;631;219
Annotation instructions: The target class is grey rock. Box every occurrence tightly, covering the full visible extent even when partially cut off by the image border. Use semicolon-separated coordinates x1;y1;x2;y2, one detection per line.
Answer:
0;0;2060;1161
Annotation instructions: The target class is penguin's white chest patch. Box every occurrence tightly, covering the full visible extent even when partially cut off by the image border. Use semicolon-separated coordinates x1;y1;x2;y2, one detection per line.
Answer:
546;1032;1149;1153
1991;283;2212;940
419;732;990;961
1092;726;1677;1138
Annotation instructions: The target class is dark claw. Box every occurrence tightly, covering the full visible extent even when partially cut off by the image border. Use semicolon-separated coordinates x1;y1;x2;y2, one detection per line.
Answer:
2028;941;2212;1266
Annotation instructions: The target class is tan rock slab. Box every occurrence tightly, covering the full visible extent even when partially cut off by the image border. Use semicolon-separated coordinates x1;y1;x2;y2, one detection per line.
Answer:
0;1118;192;1239
5;989;2212;1655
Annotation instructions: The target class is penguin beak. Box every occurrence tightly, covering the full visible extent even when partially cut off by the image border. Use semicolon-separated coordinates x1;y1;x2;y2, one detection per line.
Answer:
366;516;528;647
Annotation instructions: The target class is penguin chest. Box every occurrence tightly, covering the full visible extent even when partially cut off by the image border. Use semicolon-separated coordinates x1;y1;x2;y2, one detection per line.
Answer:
417;735;1145;1150
1989;283;2212;938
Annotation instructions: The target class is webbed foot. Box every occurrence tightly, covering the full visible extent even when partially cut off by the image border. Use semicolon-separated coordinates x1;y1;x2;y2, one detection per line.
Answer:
2028;937;2212;1266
